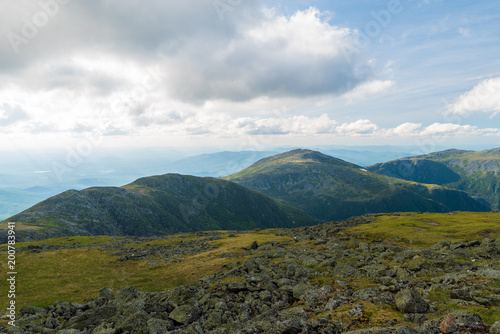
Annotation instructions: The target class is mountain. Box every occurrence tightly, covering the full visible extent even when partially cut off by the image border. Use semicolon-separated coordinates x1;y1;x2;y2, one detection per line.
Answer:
368;148;500;210
223;149;491;221
4;174;317;241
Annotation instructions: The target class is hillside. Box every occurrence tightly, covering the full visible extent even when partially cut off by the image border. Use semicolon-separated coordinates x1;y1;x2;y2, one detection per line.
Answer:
2;174;317;241
3;212;499;332
224;149;490;221
368;148;500;210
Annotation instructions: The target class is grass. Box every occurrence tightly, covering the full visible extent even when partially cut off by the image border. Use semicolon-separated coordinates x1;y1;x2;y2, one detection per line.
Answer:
0;221;41;231
0;230;292;313
346;212;500;245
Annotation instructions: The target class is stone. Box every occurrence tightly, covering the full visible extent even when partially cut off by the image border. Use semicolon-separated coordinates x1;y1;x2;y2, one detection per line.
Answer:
115;313;150;333
279;307;308;320
63;306;117;330
169;304;201;325
450;310;486;332
348;304;364;317
91;323;117;334
250;241;259;250
439;314;458;333
490;321;500;334
395;288;429;314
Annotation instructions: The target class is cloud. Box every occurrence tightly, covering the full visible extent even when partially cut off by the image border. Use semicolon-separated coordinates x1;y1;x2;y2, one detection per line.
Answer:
336;119;378;135
389;122;423;135
0;103;29;126
0;3;371;106
447;77;500;116
342;80;395;101
420;123;499;136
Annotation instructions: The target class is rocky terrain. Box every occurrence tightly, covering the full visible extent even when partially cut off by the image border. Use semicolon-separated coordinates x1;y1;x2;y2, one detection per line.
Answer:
4;214;499;333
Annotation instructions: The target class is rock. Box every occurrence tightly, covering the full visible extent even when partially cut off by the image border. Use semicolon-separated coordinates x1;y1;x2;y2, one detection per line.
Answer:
279;307;308;320
91;323;117;334
63;306;117;330
450;310;486;332
348;304;364;317
250;241;259;250
450;288;473;301
292;282;314;300
490;321;500;334
277;318;306;334
169;304;201;325
403;313;428;325
57;330;84;334
395;288;429;314
115;313;150;333
439;314;458;333
353;288;380;301
325;295;350;310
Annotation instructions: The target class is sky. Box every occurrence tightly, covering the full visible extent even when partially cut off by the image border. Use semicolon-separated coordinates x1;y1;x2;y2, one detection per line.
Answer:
1;0;500;154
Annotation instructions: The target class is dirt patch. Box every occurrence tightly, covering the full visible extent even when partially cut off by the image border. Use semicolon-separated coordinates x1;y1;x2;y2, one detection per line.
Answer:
423;221;440;226
412;227;429;231
478;230;500;238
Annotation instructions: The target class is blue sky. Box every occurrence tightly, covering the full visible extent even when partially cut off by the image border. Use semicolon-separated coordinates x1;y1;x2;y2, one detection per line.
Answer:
0;0;499;151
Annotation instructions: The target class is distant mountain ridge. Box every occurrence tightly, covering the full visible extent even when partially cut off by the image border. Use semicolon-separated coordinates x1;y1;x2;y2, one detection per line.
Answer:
368;148;500;210
4;174;317;241
224;149;491;221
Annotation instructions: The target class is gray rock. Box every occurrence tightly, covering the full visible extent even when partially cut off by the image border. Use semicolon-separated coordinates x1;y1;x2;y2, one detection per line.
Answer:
395;288;429;314
63;306;117;330
325;295;350;310
169;304;201;325
490;321;500;334
450;310;486;332
279;307;308;320
115;313;150;333
91;323;117;334
348;304;364;317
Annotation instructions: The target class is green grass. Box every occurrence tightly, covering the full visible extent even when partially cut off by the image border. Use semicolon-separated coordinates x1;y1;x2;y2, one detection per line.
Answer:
346;212;500;245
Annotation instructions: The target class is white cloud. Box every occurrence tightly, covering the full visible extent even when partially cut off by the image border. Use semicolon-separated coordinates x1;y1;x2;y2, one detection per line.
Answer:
336;119;379;135
420;123;499;136
458;27;471;38
447;77;500;116
390;122;423;135
342;80;395;101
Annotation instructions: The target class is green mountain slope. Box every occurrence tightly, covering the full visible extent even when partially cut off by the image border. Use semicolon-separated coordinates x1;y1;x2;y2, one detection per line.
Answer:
368;148;500;210
223;149;491;221
4;174;317;241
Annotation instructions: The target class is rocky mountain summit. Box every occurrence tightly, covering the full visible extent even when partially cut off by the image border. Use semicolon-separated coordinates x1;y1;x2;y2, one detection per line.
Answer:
5;214;499;333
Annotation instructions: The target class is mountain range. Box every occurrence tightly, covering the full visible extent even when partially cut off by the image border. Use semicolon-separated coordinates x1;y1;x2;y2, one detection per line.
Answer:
224;149;490;221
5;174;317;241
368;148;500;210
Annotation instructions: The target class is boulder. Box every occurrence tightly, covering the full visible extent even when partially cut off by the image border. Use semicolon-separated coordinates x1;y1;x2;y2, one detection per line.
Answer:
490;321;500;334
395;288;429;314
169;304;201;325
